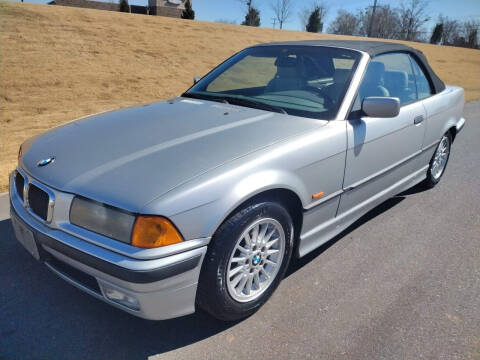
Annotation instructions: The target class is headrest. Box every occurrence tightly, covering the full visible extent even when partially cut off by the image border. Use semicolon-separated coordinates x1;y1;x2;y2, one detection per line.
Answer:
385;70;408;89
364;61;385;84
275;56;297;67
333;69;350;84
315;56;335;77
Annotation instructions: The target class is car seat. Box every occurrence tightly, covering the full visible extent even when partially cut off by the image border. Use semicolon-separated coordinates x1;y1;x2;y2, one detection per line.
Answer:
266;56;306;92
384;70;411;104
359;61;389;100
324;68;350;104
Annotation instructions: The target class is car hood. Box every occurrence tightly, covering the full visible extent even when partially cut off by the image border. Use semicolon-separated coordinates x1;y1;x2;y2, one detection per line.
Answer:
21;97;325;211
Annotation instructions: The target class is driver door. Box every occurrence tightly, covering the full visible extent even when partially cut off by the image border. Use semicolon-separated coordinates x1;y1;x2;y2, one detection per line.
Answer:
337;52;426;217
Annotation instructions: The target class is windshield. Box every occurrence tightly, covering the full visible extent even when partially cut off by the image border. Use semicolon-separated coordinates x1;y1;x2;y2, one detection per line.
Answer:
184;45;361;120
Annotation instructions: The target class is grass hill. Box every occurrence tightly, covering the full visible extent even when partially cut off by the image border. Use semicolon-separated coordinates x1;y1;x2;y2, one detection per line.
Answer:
1;2;479;191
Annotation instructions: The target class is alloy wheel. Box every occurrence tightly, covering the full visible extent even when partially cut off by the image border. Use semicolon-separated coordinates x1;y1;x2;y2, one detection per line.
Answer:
226;218;286;303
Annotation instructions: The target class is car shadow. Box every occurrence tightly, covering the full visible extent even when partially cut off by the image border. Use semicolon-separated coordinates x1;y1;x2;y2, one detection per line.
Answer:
286;195;406;277
0;193;410;359
397;182;429;196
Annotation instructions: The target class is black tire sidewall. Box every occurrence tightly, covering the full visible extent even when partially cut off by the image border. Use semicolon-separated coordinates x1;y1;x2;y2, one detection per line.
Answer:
197;201;294;321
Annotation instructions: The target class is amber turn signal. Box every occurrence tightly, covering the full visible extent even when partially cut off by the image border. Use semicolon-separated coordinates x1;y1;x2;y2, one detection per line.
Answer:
131;216;183;248
312;191;324;199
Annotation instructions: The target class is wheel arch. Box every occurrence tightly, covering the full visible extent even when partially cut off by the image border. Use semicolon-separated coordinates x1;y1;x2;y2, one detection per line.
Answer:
447;125;457;142
213;187;304;247
195;186;303;320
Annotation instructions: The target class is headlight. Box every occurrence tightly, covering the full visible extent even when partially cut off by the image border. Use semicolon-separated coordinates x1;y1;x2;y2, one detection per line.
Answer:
70;197;135;243
70;197;183;248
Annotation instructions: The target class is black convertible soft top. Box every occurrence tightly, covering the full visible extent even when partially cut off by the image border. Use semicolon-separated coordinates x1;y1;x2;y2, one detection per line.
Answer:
256;40;446;94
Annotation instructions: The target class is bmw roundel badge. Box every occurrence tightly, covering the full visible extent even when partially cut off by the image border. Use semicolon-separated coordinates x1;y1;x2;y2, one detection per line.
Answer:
37;157;55;167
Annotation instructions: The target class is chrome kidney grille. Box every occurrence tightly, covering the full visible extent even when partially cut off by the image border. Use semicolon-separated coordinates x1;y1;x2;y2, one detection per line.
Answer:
14;169;55;223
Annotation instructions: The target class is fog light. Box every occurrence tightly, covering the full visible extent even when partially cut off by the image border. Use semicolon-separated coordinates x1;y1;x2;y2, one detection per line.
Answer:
102;286;140;311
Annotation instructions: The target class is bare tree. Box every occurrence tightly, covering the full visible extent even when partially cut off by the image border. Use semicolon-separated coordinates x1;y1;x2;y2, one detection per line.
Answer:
463;20;479;48
299;1;328;32
398;0;430;41
326;2;476;47
436;17;479;48
357;5;400;39
376;6;402;39
327;9;359;35
271;0;294;29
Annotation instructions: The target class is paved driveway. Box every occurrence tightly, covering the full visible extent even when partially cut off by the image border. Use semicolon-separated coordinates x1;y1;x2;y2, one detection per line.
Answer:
1;102;479;360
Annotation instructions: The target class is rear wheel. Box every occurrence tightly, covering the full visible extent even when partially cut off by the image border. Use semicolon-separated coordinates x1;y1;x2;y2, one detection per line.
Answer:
196;201;294;321
422;132;452;188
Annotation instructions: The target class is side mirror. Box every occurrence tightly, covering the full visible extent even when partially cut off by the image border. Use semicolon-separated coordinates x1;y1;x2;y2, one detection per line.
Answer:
193;76;200;84
362;97;400;118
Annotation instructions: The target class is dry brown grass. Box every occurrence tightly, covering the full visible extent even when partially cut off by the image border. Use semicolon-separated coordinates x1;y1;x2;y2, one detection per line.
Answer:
1;2;479;192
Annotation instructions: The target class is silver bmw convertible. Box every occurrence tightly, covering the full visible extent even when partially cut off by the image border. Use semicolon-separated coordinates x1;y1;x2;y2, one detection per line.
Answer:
10;40;465;321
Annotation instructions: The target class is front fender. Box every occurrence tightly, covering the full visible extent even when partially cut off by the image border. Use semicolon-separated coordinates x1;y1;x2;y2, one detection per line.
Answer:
141;121;347;241
144;167;308;241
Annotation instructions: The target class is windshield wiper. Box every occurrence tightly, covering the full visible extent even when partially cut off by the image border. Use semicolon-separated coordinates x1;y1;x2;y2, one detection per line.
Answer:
182;92;229;104
182;93;287;115
224;96;287;115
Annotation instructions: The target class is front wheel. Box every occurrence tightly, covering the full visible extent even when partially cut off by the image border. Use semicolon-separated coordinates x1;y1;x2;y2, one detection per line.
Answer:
196;201;294;321
422;132;452;188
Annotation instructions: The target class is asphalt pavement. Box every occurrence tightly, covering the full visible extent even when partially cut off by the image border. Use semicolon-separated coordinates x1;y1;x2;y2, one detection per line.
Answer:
1;102;479;360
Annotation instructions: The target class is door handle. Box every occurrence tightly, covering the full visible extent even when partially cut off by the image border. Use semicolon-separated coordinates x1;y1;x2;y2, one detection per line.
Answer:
414;115;424;124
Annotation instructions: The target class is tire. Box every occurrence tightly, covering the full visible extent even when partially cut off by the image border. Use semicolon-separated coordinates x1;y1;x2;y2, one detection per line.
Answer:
196;201;294;321
422;132;452;189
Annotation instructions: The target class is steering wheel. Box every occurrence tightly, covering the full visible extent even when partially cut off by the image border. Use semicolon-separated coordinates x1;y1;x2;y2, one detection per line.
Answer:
304;85;335;109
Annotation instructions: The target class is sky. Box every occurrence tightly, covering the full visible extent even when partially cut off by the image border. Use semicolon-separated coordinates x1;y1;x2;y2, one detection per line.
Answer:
13;0;480;33
193;0;480;32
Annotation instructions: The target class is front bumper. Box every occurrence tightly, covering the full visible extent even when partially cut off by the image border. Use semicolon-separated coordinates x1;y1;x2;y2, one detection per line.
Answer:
9;171;208;320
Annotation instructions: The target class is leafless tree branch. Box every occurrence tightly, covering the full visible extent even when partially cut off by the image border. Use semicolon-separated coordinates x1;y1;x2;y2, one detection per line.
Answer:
271;0;294;29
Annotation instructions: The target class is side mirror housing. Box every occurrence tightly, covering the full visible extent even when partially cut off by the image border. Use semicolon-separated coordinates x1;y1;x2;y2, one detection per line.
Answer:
193;76;200;84
362;97;400;118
